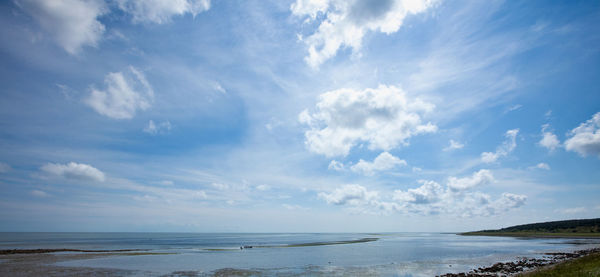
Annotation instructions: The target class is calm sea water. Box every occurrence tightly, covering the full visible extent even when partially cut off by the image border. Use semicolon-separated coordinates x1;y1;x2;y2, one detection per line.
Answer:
1;232;599;276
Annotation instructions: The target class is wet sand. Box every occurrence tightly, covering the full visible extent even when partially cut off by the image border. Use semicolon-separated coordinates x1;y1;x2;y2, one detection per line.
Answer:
0;252;137;276
2;246;599;276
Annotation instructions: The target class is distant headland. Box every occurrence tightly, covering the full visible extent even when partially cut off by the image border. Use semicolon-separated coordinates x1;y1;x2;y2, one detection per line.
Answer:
461;218;600;238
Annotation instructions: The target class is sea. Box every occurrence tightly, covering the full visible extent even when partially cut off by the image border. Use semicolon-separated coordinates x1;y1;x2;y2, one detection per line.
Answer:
1;232;599;276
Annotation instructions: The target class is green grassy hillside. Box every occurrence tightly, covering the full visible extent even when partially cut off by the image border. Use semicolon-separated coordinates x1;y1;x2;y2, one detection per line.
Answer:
462;218;600;237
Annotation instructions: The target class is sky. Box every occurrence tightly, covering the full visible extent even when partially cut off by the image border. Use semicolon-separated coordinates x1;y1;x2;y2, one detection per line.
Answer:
0;0;599;232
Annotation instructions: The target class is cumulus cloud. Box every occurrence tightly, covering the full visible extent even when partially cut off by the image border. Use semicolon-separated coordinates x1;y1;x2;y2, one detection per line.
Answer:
41;162;105;182
350;152;407;175
321;169;526;217
318;184;379;206
15;0;107;54
393;180;443;204
447;169;494;192
481;129;519;163
443;139;464;151
291;0;437;67
394;171;524;216
300;85;436;157
144;120;172;135
564;112;600;158
493;193;526;211
85;66;154;119
117;0;210;24
539;124;560;151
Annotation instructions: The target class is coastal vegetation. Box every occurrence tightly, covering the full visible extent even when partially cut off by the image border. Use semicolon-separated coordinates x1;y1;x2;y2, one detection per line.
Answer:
461;218;600;238
519;252;600;276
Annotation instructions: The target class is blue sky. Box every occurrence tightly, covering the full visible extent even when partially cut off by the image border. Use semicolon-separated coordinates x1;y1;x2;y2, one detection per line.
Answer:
0;0;599;232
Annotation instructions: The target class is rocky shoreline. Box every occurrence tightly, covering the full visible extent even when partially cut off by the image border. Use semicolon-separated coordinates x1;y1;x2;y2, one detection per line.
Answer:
437;247;600;277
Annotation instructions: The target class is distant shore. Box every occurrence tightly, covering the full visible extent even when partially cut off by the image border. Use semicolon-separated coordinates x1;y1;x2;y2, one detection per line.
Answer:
461;231;600;239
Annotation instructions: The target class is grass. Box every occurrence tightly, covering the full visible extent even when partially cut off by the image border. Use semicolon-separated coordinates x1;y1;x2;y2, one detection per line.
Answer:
461;231;600;238
519;252;600;276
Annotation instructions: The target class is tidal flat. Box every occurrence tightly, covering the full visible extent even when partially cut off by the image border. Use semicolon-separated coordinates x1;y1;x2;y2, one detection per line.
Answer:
1;232;599;276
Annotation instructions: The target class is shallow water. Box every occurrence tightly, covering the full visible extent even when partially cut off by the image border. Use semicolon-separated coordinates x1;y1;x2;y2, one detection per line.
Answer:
1;232;598;276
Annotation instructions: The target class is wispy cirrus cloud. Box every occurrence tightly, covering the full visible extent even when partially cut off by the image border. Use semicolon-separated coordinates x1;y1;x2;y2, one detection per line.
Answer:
116;0;210;24
85;66;154;119
144;120;172;135
481;129;519;163
443;139;464;151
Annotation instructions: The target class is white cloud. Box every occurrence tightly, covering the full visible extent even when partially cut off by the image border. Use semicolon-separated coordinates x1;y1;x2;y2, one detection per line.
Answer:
393;180;443;204
505;104;522;113
192;190;207;199
0;162;11;173
30;190;49;197
211;183;229;190
256;184;270;191
85;66;154;119
447;169;494;192
481;129;519;163
291;0;437;67
564;112;600;158
393;172;524;216
283;204;309;210
318;184;379;206
531;162;550;170
443;139;464;151
320;168;526;217
539;124;560;151
144;120;172;135
15;0;107;54
328;160;345;171
300;85;436;157
495;193;527;210
213;82;226;94
41;162;105;182
350;151;407;175
117;0;210;24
